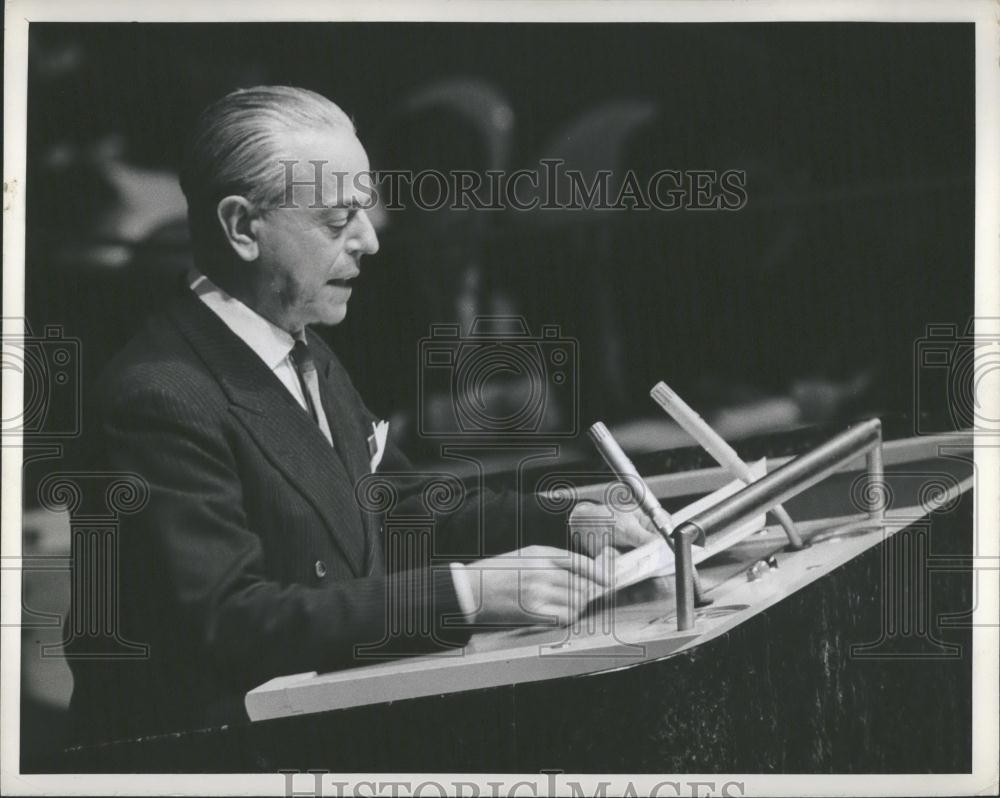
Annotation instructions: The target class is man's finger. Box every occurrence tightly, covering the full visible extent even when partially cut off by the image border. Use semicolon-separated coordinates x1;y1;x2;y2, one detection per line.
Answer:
548;549;609;586
634;509;657;533
594;545;618;584
615;513;659;548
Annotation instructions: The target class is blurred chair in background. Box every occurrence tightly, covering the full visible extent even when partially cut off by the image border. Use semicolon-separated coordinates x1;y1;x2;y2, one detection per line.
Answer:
344;78;524;459
512;98;659;424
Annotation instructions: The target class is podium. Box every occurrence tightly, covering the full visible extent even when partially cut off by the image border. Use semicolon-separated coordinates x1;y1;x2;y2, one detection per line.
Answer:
60;427;975;773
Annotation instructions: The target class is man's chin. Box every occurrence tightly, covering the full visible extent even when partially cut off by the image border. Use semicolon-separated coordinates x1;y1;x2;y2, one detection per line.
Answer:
316;303;349;327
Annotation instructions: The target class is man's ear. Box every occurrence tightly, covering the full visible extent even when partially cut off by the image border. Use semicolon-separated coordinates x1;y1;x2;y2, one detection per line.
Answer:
215;195;261;262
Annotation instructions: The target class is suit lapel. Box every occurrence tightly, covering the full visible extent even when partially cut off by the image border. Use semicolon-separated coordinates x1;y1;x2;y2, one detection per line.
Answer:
308;332;384;574
168;291;367;575
309;333;371;485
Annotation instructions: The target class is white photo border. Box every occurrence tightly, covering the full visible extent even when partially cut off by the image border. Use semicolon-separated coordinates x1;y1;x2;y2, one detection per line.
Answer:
3;1;997;795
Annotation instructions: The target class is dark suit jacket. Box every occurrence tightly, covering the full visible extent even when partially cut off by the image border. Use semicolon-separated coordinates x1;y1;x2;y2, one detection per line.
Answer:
66;288;568;743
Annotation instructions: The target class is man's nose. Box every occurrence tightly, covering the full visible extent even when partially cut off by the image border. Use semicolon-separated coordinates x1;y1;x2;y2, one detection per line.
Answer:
346;209;379;256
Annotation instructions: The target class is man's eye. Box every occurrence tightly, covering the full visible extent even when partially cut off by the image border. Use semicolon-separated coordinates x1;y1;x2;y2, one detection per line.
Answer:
326;210;355;233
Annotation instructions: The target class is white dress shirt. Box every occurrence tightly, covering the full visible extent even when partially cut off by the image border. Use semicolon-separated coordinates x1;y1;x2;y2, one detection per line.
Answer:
187;269;478;620
188;270;309;411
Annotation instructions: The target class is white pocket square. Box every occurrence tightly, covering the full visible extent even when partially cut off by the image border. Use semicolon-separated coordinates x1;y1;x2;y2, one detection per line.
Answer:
367;420;389;473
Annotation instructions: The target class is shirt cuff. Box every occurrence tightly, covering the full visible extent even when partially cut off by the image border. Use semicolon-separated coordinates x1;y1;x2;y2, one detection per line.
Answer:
449;562;477;621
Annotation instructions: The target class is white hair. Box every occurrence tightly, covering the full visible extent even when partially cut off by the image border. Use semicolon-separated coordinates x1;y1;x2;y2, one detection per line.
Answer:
179;85;355;254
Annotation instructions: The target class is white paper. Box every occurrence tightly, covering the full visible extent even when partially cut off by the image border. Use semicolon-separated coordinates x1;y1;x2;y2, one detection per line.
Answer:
606;458;768;592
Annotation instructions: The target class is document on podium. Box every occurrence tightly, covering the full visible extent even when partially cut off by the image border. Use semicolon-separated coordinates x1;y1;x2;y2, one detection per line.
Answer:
603;458;768;593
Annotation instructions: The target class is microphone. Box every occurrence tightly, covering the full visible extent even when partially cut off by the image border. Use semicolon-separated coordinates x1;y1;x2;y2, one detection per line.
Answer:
650;382;753;480
587;421;674;539
587;420;712;607
650;381;804;549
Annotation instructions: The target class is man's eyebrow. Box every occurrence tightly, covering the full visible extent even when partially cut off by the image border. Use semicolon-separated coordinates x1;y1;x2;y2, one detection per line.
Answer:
316;203;356;221
322;198;363;213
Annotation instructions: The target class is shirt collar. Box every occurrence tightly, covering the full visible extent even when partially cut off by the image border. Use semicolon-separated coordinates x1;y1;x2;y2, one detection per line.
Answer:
187;268;297;371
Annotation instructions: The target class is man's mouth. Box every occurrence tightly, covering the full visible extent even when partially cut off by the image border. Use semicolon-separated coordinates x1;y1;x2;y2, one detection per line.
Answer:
327;272;359;289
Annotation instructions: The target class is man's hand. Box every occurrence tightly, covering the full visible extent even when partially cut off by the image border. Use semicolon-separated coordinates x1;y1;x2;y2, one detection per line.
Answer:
461;546;608;627
567;501;661;557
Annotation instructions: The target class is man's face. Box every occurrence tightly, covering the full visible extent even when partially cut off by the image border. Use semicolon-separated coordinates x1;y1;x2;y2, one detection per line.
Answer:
251;127;379;331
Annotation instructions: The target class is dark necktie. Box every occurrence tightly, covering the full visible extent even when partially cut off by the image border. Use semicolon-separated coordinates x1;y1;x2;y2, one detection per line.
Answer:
290;339;334;447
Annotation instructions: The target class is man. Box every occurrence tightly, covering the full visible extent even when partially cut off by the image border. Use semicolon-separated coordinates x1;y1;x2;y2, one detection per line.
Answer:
67;86;654;743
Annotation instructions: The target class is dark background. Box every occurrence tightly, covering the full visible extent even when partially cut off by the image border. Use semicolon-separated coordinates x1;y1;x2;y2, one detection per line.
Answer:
24;22;975;459
20;22;975;767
